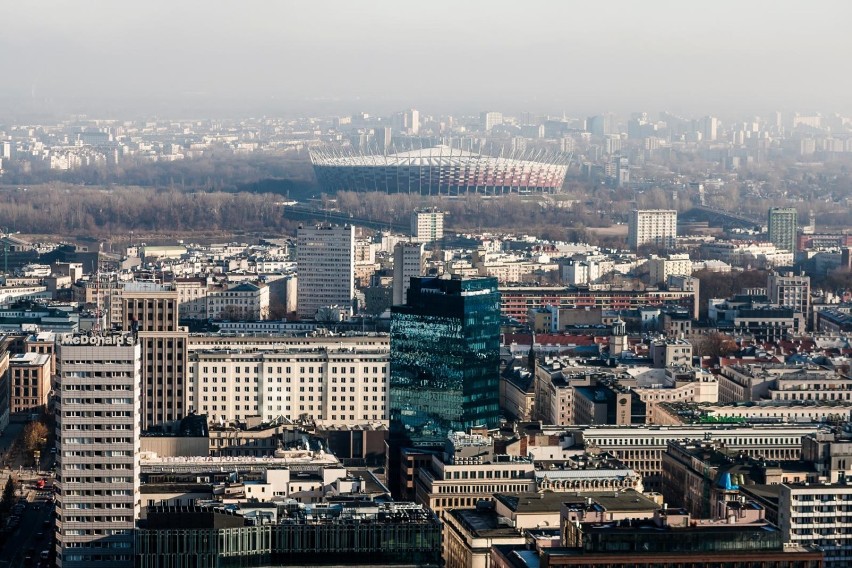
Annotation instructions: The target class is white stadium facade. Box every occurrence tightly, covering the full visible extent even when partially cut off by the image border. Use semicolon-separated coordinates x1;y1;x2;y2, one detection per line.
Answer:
310;144;570;195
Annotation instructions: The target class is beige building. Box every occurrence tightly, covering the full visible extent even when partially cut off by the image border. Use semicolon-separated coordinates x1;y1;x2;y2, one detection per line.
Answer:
411;208;445;243
121;287;189;429
9;352;51;414
173;277;210;320
207;281;270;320
648;254;692;284
628;209;677;250
187;335;389;427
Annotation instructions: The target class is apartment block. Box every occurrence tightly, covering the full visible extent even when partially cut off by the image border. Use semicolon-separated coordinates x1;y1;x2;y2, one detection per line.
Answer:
628;209;677;250
296;224;355;319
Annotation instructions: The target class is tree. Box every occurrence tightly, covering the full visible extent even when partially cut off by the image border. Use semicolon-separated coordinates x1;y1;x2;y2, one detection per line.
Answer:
0;476;16;515
23;420;49;456
695;332;737;359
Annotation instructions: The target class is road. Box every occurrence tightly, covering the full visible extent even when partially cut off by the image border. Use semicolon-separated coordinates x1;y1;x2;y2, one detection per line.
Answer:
0;421;56;568
0;487;53;567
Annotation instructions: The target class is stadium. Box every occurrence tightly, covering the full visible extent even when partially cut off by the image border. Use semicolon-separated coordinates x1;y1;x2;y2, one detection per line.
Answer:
309;144;570;195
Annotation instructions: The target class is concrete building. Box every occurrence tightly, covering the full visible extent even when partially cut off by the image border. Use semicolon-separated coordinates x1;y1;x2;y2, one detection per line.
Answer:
768;207;798;253
648;254;692;284
628;209;677;250
55;332;141;568
767;270;810;319
779;482;852;567
206;281;269;320
120;287;189;429
8;351;51;415
187;336;389;426
173;277;209;320
296;224;355;320
392;241;425;305
411;208;445;243
480;111;504;132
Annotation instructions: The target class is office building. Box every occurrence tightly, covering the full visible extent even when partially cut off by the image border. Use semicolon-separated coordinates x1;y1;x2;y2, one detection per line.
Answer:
390;276;502;448
187;336;389;426
393;241;425;305
55;332;141;568
768;207;798;252
628;209;677;250
8;352;51;415
120;286;188;429
206;281;270;320
136;502;441;568
411;208;445;243
296;224;355;320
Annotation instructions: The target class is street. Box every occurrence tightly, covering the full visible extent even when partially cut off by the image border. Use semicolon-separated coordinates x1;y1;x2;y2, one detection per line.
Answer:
0;420;56;568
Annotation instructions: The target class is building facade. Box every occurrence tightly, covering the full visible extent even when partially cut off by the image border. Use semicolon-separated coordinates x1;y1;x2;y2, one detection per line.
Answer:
411;208;445;243
768;207;798;253
55;333;141;568
296;224;355;320
390;276;502;448
628;209;677;250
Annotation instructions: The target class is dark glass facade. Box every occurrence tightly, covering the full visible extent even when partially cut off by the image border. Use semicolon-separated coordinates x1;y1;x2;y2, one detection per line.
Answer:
390;276;501;447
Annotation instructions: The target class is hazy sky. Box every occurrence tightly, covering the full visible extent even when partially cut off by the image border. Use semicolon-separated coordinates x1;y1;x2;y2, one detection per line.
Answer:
1;0;850;118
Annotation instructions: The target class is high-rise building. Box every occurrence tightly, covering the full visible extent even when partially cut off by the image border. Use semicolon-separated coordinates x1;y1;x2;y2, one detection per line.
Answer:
389;276;501;449
701;115;718;141
480;111;503;131
628;209;677;250
56;332;141;568
403;109;420;134
296;224;355;320
768;207;798;252
120;285;188;429
393;241;425;305
410;208;444;243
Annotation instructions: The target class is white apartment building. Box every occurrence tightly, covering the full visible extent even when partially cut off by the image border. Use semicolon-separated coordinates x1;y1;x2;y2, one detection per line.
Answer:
393;241;425;305
648;254;692;284
55;333;141;568
411;208;444;243
296;224;355;319
779;483;852;567
187;337;389;426
628;209;677;250
206;281;270;320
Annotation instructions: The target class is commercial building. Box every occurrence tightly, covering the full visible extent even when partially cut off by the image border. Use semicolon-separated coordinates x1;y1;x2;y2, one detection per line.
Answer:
8;351;51;415
628;209;677;250
206;281;269;321
296;224;355;320
768;207;798;252
390;277;501;448
310;145;570;195
55;332;141;568
187;336;389;426
136;502;441;568
120;286;189;429
411;208;445;243
500;279;700;323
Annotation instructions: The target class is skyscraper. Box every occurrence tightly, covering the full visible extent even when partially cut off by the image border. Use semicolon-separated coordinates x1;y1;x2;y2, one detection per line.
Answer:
389;276;501;448
628;209;677;250
56;332;141;568
768;207;798;253
480;111;503;131
296;224;355;320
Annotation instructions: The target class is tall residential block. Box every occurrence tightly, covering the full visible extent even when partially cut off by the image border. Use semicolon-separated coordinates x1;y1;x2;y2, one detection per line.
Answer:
390;276;501;448
628;209;677;250
767;270;811;318
56;333;141;568
768;207;798;252
410;208;445;243
392;241;425;305
120;285;188;429
296;224;355;320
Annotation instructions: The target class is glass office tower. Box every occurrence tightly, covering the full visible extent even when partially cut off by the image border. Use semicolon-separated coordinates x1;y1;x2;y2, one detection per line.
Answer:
390;276;501;447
